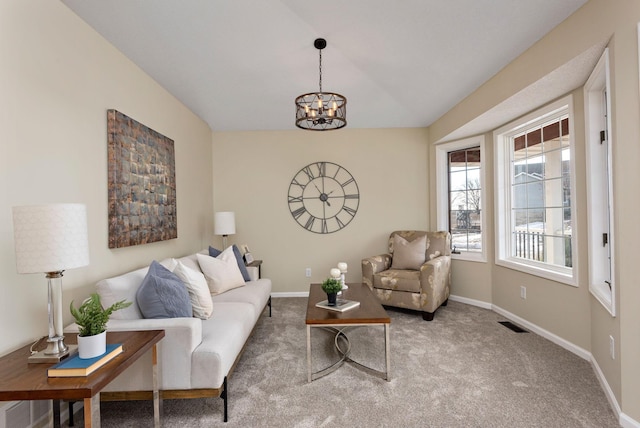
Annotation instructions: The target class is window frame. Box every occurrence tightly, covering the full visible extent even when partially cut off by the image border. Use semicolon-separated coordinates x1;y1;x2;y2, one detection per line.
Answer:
436;135;487;263
493;95;578;286
584;48;615;316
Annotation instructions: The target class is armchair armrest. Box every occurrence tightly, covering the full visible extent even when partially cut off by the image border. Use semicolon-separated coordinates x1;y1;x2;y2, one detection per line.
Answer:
361;254;392;289
419;254;452;312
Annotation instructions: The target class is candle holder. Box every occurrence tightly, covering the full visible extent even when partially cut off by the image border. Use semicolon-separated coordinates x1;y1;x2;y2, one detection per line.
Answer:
338;262;348;290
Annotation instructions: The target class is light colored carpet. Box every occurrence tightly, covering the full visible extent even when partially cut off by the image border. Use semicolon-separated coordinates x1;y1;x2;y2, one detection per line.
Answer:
74;298;619;427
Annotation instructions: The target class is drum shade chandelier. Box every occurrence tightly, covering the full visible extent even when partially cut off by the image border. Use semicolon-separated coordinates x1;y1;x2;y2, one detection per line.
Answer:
295;38;347;131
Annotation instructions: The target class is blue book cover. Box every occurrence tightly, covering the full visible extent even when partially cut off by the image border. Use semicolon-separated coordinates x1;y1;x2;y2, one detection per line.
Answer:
48;343;123;377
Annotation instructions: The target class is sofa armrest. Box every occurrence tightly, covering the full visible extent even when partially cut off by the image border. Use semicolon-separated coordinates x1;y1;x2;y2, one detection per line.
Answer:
419;255;452;312
361;254;392;289
65;317;202;390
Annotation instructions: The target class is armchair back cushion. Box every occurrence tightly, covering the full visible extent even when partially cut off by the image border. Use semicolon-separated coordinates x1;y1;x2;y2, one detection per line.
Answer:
390;234;427;270
388;230;451;261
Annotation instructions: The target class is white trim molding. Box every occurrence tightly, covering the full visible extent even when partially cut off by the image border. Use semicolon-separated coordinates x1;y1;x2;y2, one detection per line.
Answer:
583;47;616;316
435;135;487;263
493;95;578;286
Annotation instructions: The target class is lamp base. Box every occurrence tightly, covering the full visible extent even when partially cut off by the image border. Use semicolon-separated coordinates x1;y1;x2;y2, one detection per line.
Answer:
28;338;77;363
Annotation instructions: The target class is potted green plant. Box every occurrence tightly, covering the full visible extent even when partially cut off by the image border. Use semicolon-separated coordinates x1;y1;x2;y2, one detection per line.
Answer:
70;293;131;359
321;278;343;306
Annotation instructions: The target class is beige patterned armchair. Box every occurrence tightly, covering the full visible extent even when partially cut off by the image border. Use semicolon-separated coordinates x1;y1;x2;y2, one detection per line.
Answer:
361;231;452;321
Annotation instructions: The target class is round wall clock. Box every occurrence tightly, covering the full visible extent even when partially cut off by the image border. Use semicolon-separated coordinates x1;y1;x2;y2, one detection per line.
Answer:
287;161;360;234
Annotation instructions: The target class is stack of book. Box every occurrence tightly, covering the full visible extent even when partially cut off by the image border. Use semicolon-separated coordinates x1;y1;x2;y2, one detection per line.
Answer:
47;344;123;377
315;299;360;312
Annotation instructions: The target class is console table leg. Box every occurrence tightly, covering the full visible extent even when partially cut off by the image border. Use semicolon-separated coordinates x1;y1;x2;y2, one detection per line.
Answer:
84;394;100;428
152;344;162;427
52;399;60;428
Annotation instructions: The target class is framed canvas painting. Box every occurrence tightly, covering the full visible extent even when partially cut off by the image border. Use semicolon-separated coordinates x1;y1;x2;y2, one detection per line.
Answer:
107;109;177;248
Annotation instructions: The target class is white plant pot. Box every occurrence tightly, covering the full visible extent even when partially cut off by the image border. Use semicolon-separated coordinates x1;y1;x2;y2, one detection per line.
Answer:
77;331;107;359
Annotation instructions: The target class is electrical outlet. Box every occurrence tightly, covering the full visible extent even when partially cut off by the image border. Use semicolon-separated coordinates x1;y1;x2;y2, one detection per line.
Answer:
609;335;615;359
305;268;311;278
520;286;526;299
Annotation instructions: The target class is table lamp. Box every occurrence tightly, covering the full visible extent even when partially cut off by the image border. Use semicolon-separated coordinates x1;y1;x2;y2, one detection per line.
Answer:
214;211;236;249
12;204;90;363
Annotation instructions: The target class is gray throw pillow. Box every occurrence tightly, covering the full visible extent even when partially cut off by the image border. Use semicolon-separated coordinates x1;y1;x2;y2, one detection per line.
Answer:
136;260;192;319
209;245;252;282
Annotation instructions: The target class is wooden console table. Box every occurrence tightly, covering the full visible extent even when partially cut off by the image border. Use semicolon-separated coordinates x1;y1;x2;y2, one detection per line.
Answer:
0;330;164;428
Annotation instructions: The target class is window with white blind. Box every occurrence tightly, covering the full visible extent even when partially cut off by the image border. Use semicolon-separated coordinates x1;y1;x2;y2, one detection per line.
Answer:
494;96;577;285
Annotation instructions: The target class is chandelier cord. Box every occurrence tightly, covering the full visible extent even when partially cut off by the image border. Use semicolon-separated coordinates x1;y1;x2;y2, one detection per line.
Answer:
318;48;323;93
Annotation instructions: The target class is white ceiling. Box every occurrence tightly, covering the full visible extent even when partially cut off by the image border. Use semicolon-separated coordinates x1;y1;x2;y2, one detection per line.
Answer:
61;0;589;133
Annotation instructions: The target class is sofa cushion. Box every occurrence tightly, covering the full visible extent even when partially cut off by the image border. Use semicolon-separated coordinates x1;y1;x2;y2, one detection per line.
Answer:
390;234;427;270
173;260;213;319
211;278;272;323
191;302;257;389
96;267;148;320
197;248;245;295
136;261;192;319
374;269;422;293
209;245;251;282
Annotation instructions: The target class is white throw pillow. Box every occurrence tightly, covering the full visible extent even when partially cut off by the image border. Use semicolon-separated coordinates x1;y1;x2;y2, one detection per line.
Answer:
196;248;246;295
173;260;213;319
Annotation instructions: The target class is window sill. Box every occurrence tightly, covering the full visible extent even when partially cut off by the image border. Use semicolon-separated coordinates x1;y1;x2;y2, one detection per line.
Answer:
496;258;576;287
452;252;486;263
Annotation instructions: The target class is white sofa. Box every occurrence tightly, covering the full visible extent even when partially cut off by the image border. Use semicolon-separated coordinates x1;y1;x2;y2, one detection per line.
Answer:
65;250;272;422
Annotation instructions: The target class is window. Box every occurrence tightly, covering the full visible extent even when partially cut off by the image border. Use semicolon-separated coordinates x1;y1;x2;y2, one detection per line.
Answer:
494;96;577;285
436;136;486;262
584;48;615;315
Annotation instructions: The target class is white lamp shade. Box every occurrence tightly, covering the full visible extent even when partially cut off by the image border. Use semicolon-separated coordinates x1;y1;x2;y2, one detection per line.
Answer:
12;204;90;274
214;211;236;235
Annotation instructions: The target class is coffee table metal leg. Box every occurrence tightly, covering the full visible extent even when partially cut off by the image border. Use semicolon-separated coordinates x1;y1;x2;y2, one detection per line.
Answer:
385;323;391;381
306;325;312;383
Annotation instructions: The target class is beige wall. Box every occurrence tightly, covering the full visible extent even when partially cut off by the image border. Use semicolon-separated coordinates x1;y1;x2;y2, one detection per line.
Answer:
3;0;639;423
0;0;213;356
212;128;429;293
428;0;640;421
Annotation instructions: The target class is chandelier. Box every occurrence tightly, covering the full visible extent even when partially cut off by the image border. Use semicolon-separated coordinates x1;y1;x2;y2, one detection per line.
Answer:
295;38;347;131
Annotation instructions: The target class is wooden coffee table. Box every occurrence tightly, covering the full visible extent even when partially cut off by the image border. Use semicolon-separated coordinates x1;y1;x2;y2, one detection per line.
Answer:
305;283;390;382
0;330;164;428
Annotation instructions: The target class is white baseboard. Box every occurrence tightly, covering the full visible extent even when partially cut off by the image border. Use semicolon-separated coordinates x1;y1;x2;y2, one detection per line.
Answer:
450;295;636;426
492;304;591;360
591;356;625;425
449;294;492;309
621;412;640;428
271;291;309;298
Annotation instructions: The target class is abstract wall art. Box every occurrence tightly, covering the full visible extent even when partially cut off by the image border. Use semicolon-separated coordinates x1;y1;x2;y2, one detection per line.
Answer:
107;109;177;248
